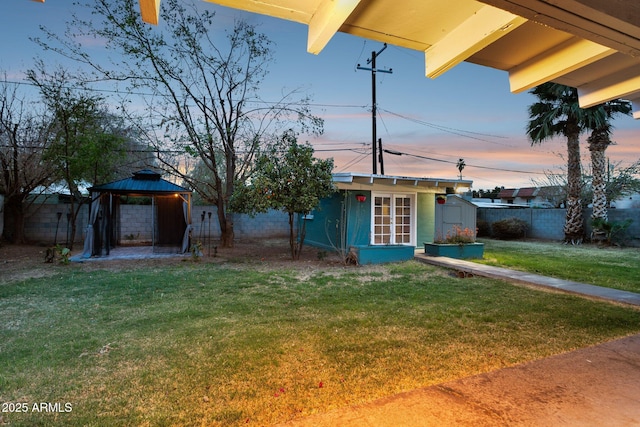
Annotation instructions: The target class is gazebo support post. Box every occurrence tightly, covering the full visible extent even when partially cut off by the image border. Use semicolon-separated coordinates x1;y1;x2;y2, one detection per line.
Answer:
152;195;155;253
106;193;112;256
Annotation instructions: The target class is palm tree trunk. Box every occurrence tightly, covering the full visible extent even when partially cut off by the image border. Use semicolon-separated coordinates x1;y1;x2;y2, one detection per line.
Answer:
587;129;611;243
590;147;608;222
564;134;584;243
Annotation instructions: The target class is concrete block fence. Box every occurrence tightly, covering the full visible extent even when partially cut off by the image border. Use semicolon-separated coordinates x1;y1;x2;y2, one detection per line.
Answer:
190;206;290;242
478;208;566;240
23;203;89;245
21;203;289;245
118;204;154;242
478;207;640;246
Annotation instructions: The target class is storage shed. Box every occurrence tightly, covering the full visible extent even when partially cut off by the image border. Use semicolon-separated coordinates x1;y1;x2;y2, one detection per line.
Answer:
81;170;193;258
434;195;477;242
303;173;472;264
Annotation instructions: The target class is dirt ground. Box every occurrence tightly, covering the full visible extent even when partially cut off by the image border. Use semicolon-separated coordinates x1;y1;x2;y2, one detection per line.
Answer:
0;238;348;284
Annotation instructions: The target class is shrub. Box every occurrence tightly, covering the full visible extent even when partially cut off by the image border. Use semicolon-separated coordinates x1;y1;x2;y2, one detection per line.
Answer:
491;217;528;239
476;219;491;237
591;218;633;246
435;225;477;244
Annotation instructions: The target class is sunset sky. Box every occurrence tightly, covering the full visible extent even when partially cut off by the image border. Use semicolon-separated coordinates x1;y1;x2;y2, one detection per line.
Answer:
3;1;639;190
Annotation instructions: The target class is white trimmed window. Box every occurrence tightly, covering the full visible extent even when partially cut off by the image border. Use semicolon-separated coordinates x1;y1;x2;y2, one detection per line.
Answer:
372;192;415;246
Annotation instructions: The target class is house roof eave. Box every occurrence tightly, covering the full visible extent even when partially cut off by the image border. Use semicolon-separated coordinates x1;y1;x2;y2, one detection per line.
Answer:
332;172;472;191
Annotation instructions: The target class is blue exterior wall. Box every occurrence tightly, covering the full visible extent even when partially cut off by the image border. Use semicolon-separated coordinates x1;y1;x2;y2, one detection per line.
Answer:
304;190;372;251
345;190;371;246
304;191;346;251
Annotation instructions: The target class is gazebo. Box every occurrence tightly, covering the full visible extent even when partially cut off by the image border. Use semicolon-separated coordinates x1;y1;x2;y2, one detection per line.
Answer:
81;169;193;258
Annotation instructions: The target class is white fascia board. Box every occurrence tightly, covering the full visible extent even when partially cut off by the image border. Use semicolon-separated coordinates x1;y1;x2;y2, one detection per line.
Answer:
425;5;526;79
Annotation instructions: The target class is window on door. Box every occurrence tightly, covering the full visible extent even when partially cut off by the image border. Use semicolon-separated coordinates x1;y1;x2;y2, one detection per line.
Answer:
372;193;415;245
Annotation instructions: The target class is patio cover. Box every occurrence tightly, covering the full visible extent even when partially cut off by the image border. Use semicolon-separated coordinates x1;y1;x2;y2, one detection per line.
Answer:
82;169;192;258
137;0;640;118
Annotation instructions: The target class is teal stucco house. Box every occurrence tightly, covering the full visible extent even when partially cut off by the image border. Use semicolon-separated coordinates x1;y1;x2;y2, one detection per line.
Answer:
304;173;472;264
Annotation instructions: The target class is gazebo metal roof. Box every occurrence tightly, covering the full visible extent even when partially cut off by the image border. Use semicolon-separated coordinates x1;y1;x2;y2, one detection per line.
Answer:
89;169;190;195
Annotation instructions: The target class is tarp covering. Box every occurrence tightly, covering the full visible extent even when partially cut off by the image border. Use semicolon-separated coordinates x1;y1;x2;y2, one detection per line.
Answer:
81;192;102;258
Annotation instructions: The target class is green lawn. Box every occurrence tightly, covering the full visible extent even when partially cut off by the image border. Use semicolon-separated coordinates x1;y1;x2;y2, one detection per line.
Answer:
476;239;640;293
1;257;639;426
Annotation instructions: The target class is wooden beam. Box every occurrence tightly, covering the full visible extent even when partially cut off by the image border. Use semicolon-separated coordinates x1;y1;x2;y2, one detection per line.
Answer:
509;38;615;93
478;0;640;56
202;0;311;24
425;5;526;79
577;64;640;107
307;0;362;54
139;0;161;25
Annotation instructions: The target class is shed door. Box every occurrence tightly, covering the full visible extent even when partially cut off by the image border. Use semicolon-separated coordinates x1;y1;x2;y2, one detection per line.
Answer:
372;193;415;246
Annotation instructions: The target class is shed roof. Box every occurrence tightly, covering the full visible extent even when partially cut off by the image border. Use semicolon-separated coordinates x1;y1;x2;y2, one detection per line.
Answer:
89;169;191;195
333;172;472;191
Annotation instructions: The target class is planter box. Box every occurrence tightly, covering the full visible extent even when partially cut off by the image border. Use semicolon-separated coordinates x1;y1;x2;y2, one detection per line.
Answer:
424;242;484;259
352;245;416;265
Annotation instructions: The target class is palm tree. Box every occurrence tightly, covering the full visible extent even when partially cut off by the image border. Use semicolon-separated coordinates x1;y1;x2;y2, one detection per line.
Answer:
526;83;587;244
585;100;631;226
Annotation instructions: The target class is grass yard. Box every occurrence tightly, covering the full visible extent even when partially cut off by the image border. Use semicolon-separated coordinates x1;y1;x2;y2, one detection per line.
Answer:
1;257;639;426
476;239;640;293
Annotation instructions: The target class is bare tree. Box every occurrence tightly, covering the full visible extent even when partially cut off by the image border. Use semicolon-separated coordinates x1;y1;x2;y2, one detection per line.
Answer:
0;79;55;243
34;0;323;247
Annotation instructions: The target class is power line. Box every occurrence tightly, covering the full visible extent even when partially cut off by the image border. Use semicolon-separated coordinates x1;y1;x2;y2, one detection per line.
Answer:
383;148;547;175
1;79;368;110
378;108;513;145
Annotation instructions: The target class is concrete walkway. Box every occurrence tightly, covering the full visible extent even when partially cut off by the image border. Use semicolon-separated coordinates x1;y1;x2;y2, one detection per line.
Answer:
70;245;188;262
278;334;640;426
276;255;640;426
415;253;640;306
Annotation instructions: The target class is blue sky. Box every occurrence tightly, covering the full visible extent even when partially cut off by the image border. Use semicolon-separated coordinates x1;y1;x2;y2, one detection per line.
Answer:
3;1;639;189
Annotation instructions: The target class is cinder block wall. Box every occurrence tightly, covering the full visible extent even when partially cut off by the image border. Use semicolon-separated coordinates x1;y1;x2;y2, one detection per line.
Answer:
23;203;89;245
478;207;640;246
119;205;154;242
22;203;289;245
189;206;290;241
477;208;565;240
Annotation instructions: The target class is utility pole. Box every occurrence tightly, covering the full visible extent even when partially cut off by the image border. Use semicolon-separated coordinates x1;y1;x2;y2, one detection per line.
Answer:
357;43;392;175
378;138;384;175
